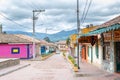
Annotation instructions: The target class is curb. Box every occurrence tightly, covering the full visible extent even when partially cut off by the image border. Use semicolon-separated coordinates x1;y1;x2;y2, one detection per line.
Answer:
0;64;31;77
41;53;55;60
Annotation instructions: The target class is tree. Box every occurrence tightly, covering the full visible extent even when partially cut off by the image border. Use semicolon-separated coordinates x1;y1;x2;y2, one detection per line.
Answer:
43;37;51;42
66;37;70;46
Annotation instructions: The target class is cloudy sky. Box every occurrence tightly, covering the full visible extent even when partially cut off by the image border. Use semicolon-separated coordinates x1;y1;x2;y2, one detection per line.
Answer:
0;0;120;34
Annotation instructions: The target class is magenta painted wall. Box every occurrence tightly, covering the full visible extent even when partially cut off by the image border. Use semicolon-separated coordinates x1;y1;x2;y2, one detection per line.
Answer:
0;44;33;59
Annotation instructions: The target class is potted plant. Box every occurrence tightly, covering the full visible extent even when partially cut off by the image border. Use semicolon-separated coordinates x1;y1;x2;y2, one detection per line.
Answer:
73;64;78;72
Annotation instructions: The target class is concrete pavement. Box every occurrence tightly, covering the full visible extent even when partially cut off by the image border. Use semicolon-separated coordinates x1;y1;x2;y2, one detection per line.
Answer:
0;54;76;80
0;63;30;77
74;61;120;80
0;54;120;80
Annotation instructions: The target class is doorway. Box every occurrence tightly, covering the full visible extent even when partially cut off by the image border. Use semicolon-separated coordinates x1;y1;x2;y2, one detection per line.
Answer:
116;42;120;72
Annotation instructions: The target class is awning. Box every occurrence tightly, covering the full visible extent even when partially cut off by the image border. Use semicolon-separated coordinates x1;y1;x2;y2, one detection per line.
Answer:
81;23;120;36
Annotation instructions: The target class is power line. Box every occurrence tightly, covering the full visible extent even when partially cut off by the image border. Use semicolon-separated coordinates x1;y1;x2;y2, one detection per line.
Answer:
24;0;40;10
81;0;92;25
24;0;36;9
0;13;31;29
80;0;88;24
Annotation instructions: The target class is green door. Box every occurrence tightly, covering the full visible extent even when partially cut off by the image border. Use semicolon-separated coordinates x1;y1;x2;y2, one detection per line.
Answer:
91;47;93;63
116;42;120;72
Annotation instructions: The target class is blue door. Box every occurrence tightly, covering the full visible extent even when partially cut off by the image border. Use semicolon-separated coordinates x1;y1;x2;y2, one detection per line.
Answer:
41;46;46;54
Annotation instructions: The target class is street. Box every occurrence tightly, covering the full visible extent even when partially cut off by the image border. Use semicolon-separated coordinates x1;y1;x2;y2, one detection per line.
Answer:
0;54;120;80
0;54;76;80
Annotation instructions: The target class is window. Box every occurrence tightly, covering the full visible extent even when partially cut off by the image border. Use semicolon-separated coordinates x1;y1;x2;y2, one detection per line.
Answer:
96;43;99;58
103;42;110;61
11;48;20;54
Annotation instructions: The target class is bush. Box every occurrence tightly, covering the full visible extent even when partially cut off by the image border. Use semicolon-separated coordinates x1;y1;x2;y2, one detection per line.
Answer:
68;55;75;64
74;64;78;67
68;55;72;60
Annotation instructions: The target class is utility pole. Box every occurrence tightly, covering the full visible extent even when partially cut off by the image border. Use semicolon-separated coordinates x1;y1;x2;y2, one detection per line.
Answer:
77;0;80;69
33;9;45;59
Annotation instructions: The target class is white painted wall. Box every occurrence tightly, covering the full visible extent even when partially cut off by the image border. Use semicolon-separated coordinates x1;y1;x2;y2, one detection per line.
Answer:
87;44;103;68
92;45;102;67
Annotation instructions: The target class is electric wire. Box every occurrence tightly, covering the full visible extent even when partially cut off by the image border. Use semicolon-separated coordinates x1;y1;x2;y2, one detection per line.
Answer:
81;0;92;25
80;0;88;25
0;13;32;29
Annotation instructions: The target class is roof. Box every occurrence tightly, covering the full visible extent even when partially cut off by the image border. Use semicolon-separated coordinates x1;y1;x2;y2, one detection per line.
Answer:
96;15;120;29
81;15;120;36
81;26;97;34
39;40;56;46
0;34;40;44
82;23;120;36
39;40;49;45
56;41;66;45
47;43;56;46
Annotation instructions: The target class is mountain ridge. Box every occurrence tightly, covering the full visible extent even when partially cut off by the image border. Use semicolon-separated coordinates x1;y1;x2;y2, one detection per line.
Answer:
5;29;77;42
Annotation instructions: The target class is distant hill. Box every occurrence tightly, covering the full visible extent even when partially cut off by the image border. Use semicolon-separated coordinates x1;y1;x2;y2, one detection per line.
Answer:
6;29;77;42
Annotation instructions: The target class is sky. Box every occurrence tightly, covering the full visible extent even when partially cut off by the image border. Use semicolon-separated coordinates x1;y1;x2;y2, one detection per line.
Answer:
0;0;120;34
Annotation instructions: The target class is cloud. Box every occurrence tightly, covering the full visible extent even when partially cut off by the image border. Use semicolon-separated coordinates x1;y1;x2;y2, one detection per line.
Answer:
0;0;120;34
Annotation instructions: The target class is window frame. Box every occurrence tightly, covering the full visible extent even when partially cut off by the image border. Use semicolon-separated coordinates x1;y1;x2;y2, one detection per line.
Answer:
11;47;20;54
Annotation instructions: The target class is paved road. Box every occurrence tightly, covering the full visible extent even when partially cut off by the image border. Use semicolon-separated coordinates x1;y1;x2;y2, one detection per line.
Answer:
0;54;76;80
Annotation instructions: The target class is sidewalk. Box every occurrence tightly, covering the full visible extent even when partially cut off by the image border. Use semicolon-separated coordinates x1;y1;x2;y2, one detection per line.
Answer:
0;61;30;77
74;61;120;80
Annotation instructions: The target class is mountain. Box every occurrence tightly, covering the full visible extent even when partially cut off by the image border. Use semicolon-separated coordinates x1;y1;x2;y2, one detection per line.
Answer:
49;29;77;41
6;29;77;42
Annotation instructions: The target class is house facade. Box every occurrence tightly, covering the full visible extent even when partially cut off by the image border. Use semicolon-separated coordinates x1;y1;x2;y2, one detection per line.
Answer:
78;15;120;73
40;40;56;54
79;25;97;62
0;34;40;59
56;41;67;53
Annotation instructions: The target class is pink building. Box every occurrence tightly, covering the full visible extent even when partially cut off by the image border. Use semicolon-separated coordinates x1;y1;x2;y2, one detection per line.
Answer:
0;34;40;59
